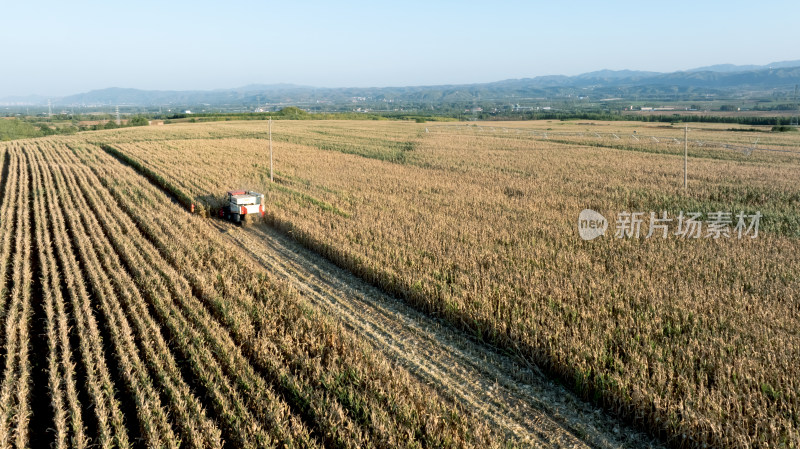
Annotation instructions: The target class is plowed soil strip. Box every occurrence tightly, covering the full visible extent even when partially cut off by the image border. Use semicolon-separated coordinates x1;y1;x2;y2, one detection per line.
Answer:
218;221;666;448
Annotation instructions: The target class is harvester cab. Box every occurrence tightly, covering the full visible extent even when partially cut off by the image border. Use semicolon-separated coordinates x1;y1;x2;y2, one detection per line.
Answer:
220;190;264;223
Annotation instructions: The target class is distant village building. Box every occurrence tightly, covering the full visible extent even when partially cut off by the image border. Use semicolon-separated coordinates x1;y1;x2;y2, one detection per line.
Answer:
639;107;675;112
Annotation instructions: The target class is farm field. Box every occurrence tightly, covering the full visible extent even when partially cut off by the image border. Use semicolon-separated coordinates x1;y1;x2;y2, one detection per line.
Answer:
0;137;516;448
204;204;663;448
78;119;800;448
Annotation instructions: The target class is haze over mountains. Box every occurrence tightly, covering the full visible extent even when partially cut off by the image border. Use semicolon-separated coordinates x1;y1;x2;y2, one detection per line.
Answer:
3;61;799;108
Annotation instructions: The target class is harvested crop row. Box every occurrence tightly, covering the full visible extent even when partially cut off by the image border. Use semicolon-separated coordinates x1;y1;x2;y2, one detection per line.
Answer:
33;142;132;449
68;140;501;448
0;145;33;448
27;144;87;449
35;141;224;448
0;143;19;320
34;141;224;448
79;145;371;447
47;140;282;443
71;142;438;441
44;141;300;447
6;134;503;448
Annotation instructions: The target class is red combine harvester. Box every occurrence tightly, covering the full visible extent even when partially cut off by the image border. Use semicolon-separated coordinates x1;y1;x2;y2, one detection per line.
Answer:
219;190;264;224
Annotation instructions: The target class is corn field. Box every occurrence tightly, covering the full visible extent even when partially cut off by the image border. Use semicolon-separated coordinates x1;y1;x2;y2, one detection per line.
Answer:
0;137;504;448
70;119;800;448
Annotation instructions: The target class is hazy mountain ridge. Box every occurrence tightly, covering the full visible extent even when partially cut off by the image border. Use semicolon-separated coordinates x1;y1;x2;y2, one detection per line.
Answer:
686;60;800;73
4;61;800;107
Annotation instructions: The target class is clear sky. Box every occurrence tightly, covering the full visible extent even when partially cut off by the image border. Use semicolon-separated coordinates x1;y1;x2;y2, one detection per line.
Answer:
1;0;798;97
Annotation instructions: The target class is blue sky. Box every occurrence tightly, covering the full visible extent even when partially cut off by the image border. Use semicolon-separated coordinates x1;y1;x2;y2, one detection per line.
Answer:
1;0;798;97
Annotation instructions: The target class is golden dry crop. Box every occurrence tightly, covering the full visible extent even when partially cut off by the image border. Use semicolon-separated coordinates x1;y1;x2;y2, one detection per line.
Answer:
77;119;800;448
0;136;505;448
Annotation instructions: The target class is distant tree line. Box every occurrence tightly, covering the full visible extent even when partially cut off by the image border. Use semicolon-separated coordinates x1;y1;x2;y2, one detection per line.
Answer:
0;119;78;141
0;115;151;141
480;111;795;126
78;115;149;131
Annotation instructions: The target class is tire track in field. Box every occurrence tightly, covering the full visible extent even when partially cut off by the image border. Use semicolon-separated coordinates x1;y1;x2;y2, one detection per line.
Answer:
213;220;665;449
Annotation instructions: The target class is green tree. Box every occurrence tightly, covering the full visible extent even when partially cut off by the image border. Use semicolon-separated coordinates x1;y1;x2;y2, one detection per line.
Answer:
128;115;149;126
278;106;308;118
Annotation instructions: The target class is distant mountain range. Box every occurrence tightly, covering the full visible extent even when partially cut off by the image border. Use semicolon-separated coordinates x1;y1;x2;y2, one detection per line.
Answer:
3;60;799;108
687;60;800;73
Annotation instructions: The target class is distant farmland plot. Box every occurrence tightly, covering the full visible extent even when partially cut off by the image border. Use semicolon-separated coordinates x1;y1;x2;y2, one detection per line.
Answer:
84;119;800;448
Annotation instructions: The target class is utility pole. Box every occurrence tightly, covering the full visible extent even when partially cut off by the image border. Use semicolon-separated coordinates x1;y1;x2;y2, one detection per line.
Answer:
115;105;121;126
684;125;688;191
269;117;273;183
